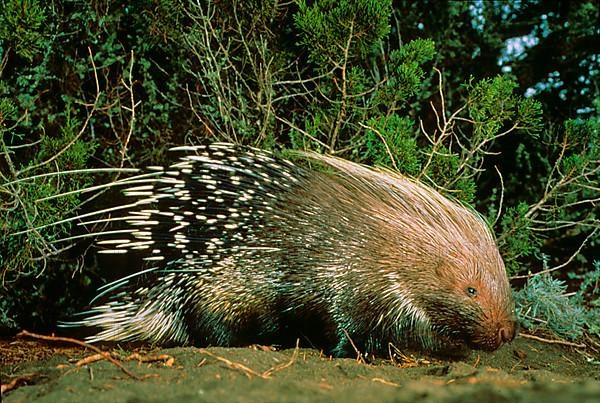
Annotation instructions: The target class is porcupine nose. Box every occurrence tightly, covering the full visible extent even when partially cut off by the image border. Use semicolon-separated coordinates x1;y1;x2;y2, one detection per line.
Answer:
498;320;518;344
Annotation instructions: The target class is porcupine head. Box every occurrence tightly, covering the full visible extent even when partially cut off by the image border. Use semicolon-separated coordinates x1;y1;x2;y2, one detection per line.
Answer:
303;155;518;356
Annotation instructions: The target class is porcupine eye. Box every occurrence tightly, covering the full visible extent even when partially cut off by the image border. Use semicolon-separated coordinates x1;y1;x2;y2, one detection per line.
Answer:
466;287;478;298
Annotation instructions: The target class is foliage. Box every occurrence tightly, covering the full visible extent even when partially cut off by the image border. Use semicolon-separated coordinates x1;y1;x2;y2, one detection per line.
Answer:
295;0;392;69
498;203;541;275
0;0;47;61
0;0;597;342
362;115;421;176
515;266;599;340
498;105;599;276
571;261;600;338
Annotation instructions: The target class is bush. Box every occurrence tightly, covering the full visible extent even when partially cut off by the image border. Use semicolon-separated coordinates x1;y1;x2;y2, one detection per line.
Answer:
1;0;597;341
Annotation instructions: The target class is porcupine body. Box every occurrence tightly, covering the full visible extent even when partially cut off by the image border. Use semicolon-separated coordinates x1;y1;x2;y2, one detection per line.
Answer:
65;143;517;356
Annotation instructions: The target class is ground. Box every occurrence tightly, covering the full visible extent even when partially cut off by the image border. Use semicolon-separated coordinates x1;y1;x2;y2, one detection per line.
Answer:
1;334;599;402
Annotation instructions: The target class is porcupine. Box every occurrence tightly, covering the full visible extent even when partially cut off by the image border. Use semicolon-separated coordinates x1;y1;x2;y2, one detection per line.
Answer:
62;143;517;357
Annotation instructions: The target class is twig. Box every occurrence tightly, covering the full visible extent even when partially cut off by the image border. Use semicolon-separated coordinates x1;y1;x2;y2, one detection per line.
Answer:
417;67;455;181
0;45;10;77
510;226;598;279
358;122;399;171
371;377;400;387
493;165;505;226
274;115;330;149
198;349;268;379
126;352;175;367
1;373;39;394
342;328;366;364
329;21;354;152
75;353;110;367
525;134;570;221
520;333;586;348
387;343;421;368
3;168;138;188
17;330;141;380
185;84;214;136
262;339;300;377
21;47;100;174
119;50;140;168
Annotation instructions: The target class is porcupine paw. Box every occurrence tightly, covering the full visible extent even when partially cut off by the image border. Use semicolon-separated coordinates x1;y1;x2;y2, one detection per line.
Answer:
330;331;365;358
331;339;352;358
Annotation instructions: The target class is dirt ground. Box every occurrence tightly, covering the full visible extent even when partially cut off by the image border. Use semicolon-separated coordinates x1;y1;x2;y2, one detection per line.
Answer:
1;334;599;402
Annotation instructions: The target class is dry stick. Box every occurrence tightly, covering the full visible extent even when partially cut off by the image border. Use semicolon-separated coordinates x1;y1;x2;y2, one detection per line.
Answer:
417;68;446;180
1;373;39;394
76;352;175;367
510;226;598;280
520;333;586;348
525;135;570;222
75;353;109;367
358;122;399;172
471;354;481;368
329;21;354;152
231;6;273;146
21;47;100;174
199;3;241;143
262;339;300;378
492;165;505;226
198;349;268;379
126;353;176;367
0;45;10;77
387;343;419;368
584;333;600;352
371;377;400;387
119;50;140;169
17;330;141;380
198;343;301;380
342;328;366;364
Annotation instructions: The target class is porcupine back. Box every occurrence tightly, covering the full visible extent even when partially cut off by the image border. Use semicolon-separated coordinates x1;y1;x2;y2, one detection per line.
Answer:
64;143;517;356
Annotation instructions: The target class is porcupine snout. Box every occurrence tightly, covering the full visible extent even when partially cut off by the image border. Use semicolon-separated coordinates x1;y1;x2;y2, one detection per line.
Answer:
499;317;518;344
483;308;518;350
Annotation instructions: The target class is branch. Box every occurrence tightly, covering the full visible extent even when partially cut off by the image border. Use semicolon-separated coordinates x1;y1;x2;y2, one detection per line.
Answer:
21;47;100;174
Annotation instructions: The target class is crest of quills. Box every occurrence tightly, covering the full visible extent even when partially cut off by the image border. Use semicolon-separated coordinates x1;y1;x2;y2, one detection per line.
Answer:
63;143;517;357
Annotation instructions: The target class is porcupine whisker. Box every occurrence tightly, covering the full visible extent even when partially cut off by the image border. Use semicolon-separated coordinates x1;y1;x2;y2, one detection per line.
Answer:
170;145;209;152
61;295;134;322
91;265;214;304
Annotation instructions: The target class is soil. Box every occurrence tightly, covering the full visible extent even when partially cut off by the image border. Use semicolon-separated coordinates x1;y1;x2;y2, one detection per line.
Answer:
1;335;599;402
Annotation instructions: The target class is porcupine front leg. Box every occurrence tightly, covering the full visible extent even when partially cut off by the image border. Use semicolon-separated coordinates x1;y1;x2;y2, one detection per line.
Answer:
328;295;372;357
327;285;390;358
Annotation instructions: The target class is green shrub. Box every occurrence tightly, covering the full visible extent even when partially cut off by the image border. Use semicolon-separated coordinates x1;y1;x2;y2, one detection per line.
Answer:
515;263;600;340
0;1;597;343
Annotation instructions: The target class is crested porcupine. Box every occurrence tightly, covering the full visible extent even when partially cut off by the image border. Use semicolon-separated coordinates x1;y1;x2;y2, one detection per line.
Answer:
62;143;517;356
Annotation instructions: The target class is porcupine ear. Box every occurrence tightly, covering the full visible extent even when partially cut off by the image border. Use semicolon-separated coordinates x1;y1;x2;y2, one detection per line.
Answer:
433;257;454;281
433;251;470;286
